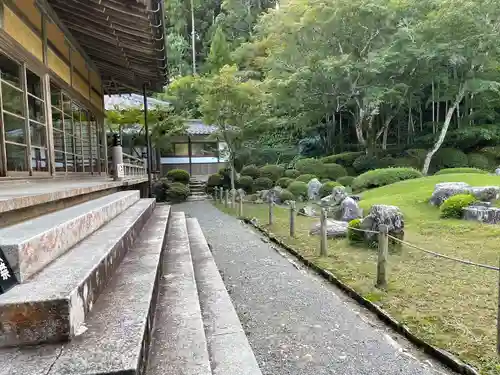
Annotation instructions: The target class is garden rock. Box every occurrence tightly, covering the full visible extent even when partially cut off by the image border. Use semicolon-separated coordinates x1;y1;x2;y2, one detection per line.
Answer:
309;219;348;238
361;204;404;243
307;178;323;200
430;182;471;206
321;186;348;207
298;205;317;217
470;186;500;202
339;197;362;222
463;206;500;224
351;195;361;202
496;167;500;176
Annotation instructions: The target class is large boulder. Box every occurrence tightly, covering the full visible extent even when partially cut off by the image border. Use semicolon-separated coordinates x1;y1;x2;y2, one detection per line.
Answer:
339;197;363;222
470;186;500;202
321;186;348;207
298;205;317;217
258;188;281;204
307;178;322;200
496;167;500;176
361;205;404;243
463;206;500;224
430;182;471;206
309;219;348;238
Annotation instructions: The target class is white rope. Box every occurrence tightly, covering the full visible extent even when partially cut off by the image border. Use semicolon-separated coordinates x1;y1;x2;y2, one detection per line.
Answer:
388;235;499;271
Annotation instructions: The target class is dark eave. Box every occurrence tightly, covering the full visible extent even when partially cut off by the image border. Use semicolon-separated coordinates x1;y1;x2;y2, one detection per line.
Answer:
47;0;167;95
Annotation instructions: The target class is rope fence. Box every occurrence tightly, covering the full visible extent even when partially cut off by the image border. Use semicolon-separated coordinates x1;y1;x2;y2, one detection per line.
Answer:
214;188;500;355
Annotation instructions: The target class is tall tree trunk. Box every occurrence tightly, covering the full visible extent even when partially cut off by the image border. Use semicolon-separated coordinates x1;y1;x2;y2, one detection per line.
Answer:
422;86;466;175
432;81;436;134
230;154;236;192
190;0;197;74
382;124;389;150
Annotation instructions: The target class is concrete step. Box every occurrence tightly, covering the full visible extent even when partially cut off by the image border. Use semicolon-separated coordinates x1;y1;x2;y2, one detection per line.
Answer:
0;190;140;282
187;218;262;375
147;212;211;375
0;205;170;375
0;199;155;347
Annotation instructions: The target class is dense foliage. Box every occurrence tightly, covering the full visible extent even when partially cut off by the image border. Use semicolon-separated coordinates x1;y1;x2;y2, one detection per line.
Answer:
352;168;423;191
440;194;477;219
319;181;342;198
166;169;190;184
287;181;308;199
434;168;488;175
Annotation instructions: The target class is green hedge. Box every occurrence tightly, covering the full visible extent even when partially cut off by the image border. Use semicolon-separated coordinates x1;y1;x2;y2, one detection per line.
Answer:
404;148;427;166
320;151;364;167
240;164;260;179
254;177;273;191
279;189;295;202
347;219;364;243
322;163;347;180
166;182;190;203
434;167;489;175
352;155;379;173
276;177;294;188
352;168;423;191
337;176;355;187
296;174;317;183
440;194;477;219
319;181;342;198
430;148;468;171
259;164;285;182
237;176;254;192
284;169;301;178
288;181;308;199
467;153;491;171
295;158;324;176
166;169;190;184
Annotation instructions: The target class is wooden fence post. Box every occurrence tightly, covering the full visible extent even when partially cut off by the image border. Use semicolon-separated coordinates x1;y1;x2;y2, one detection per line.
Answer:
224;189;229;208
219;187;224;204
376;224;389;289
238;193;243;217
290;201;296;237
320;208;328;256
231;189;236;208
268;198;274;226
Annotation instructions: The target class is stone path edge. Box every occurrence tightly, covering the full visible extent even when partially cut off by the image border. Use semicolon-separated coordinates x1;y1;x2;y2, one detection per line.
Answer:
241;217;479;375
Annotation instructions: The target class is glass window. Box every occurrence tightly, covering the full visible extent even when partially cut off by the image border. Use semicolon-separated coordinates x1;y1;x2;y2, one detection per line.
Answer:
174;143;189;156
53;129;64;152
30;121;47;147
191;143;217;156
0;54;21;88
50;84;62;109
26;70;42;98
52;109;63;130
4;113;25;144
28;95;44;123
6;143;27;171
55;150;65;172
64;114;73;135
31;147;48;172
65;132;74;154
2;83;24;116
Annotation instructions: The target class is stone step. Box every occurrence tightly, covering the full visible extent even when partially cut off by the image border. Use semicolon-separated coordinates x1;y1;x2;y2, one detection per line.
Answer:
0;205;170;375
0;190;140;282
0;199;155;348
147;212;212;375
187;218;262;375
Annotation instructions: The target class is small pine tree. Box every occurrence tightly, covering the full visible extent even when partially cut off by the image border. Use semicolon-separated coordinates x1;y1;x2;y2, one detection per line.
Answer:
207;26;232;73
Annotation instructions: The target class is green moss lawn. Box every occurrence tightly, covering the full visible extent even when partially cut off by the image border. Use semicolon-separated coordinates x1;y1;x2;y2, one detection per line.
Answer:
215;173;500;374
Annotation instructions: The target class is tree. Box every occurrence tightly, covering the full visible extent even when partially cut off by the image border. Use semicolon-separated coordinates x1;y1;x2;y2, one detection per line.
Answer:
206;26;232;73
200;65;262;190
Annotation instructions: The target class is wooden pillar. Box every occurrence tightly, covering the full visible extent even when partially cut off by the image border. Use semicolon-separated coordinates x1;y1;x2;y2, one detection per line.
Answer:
188;135;192;176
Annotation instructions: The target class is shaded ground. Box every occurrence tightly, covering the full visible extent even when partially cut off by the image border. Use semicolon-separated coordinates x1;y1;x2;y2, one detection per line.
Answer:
175;201;455;375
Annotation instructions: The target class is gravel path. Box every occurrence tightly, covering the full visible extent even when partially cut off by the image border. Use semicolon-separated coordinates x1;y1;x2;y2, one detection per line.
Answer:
175;201;455;375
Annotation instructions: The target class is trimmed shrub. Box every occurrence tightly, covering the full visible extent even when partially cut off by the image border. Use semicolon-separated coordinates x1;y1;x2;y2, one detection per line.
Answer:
393;157;419;168
166;182;190;203
237;175;254;193
240;164;260;179
279;189;295;202
352;167;423;191
440;194;477;219
434;167;488;175
206;173;223;194
353;155;379;173
431;148;468;171
254;177;273;191
321;151;364;167
337;176;355;187
322;163;347;180
166;169;190;184
152;179;169;202
480;146;500;162
295;158;325;176
259;164;285;182
404;148;427;166
296;174;317;183
277;177;294;188
467;153;491;171
347;219;364;243
288;181;308;199
218;166;232;188
284;169;301;178
320;178;331;183
319;181;342;198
